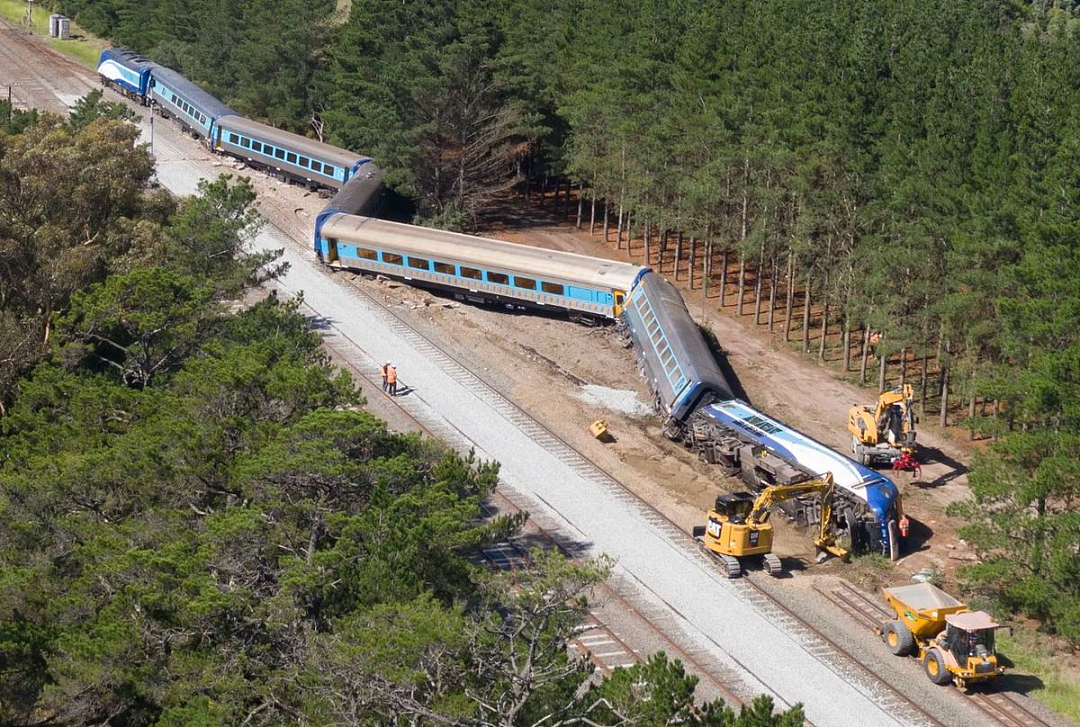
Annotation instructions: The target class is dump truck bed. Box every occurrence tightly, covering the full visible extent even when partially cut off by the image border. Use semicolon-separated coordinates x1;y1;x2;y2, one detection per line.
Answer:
884;583;963;611
883;582;969;640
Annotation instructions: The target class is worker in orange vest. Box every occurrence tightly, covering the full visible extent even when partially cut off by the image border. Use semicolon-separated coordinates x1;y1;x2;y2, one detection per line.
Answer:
380;362;390;392
386;364;398;396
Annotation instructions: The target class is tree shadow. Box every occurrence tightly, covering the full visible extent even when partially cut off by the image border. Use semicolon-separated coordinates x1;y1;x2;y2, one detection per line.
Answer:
915;446;969;488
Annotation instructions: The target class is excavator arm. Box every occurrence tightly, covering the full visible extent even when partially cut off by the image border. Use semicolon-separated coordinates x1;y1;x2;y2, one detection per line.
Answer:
748;473;850;560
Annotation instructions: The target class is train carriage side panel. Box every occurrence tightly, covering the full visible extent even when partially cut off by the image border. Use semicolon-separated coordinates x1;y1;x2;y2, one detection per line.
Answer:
217;116;370;190
623;272;734;434
319;215;643;320
147;65;235;142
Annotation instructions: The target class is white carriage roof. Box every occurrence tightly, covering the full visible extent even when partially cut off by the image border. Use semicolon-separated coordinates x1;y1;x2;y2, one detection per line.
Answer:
321;215;645;290
217;116;367;168
701;399;892;494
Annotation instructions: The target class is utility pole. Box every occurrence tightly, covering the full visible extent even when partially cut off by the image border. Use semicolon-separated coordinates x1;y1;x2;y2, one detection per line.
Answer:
149;99;155;157
24;0;33;27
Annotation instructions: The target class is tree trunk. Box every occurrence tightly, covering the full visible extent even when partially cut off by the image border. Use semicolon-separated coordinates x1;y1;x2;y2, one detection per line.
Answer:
967;366;977;441
589;194;596;235
719;250;729;307
802;279;812;352
920;345;929;414
577;189;584;229
644;220;651;266
842;318;851;372
540;176;547;207
689;237;696;289
879;348;887;392
703;237;712;299
818;296;829;360
767;259;778;331
899;348;907;386
675;231;684;280
524;162;532;201
753;262;764;325
939;367;949;428
737;258;747;316
784;253;795;342
616;206;624;249
860;327;870;383
602;202;609;242
563;180;571;218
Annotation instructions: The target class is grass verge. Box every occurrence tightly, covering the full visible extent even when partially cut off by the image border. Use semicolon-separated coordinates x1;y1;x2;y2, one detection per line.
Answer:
997;627;1080;723
0;0;106;68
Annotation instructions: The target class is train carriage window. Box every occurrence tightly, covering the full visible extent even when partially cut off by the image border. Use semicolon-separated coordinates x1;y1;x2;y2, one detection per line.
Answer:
355;248;378;260
433;262;455;274
241;137;251;148
541;281;565;295
229;133;239;144
460;266;482;280
407;257;430;270
382;252;404;265
298;156;309;168
287;152;297;164
487;272;509;285
251;141;262;152
513;276;536;290
310;161;323;173
274;148;286;160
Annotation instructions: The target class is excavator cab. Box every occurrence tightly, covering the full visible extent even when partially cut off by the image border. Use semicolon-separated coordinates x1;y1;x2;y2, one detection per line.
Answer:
712;492;756;523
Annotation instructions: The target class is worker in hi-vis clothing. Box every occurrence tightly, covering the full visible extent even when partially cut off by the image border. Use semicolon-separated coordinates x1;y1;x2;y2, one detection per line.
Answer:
380;362;389;392
386;364;398;396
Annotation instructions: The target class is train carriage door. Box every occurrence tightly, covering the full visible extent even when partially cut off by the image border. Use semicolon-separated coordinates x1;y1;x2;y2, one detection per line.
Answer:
326;237;339;264
613;291;626;316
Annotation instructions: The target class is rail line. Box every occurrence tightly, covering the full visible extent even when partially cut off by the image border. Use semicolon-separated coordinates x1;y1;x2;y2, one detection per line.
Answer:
9;19;1055;727
274;250;955;726
469;533;643;677
817;581;1057;727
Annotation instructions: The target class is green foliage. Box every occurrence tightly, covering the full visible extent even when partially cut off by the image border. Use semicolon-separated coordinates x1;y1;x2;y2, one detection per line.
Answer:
67;88;139;132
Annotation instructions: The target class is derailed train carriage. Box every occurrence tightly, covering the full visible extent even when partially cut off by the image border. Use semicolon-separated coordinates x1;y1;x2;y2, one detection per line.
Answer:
96;43;902;560
315;215;646;323
622;271;903;559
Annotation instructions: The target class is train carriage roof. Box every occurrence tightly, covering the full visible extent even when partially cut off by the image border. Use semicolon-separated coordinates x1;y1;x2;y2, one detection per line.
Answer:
700;399;900;504
99;48;156;74
321;215;646;291
217;116;369;170
147;65;235;120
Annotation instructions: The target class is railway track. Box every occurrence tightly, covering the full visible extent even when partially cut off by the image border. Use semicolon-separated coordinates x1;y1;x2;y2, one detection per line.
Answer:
0;18;94;112
817;581;1057;727
9;17;1063;727
281;257;955;725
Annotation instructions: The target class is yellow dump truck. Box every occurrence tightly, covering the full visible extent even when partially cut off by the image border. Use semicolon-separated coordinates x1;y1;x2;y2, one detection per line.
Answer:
879;582;1004;688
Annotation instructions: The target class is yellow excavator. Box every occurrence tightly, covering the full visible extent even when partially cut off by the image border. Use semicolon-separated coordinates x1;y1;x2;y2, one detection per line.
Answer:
849;384;918;467
692;473;850;578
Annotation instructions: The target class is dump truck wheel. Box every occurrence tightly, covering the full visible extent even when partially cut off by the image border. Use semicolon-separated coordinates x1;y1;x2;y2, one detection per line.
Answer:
884;620;914;656
924;649;953;685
